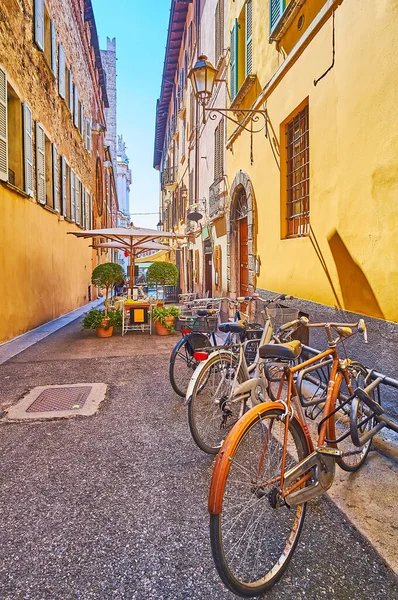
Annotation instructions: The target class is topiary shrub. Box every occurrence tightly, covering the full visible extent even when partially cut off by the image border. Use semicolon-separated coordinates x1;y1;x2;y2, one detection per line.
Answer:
91;262;125;315
146;261;179;300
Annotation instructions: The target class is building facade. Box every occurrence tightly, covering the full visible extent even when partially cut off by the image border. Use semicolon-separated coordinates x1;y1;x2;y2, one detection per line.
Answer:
154;0;228;299
0;0;113;343
224;0;398;349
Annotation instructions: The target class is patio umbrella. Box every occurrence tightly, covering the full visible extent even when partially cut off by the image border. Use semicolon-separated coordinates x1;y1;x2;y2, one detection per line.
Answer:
68;225;184;286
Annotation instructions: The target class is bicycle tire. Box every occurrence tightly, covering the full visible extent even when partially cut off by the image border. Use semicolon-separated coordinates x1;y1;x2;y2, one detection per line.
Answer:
169;333;209;397
188;352;246;454
328;362;373;472
209;405;309;597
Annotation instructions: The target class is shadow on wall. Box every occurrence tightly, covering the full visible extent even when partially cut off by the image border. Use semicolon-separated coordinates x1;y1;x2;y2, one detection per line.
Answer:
327;230;385;319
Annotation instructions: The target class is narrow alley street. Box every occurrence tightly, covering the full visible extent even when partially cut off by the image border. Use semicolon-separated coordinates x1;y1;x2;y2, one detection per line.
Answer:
0;320;396;600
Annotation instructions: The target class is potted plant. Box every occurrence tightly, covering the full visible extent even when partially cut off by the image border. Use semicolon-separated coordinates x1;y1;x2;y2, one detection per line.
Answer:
152;305;181;336
91;262;125;331
146;261;179;304
82;308;123;338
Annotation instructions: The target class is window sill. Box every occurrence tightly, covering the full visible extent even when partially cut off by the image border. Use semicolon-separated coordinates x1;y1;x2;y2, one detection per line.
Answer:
0;180;31;199
269;0;306;43
230;74;258;110
42;204;59;215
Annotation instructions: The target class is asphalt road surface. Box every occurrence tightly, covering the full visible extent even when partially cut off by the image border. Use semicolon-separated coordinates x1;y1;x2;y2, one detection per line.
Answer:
0;320;396;599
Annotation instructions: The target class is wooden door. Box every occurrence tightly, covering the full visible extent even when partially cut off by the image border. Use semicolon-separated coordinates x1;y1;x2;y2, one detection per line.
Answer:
239;218;249;297
204;241;213;297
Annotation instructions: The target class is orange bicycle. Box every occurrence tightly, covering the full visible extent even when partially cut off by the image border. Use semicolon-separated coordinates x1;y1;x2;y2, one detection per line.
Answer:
208;319;372;597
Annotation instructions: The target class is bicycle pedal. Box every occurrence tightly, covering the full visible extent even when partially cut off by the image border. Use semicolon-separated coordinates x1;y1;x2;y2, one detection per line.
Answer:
316;446;342;457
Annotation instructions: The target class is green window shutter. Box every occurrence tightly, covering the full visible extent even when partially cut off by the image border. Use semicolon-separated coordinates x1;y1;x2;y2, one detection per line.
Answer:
0;66;8;182
35;121;46;205
270;0;285;34
230;20;238;99
23;102;33;195
52;143;59;212
34;0;44;51
245;0;253;76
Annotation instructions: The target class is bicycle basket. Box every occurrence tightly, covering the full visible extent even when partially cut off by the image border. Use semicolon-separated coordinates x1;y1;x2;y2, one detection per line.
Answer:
175;315;219;334
266;307;299;331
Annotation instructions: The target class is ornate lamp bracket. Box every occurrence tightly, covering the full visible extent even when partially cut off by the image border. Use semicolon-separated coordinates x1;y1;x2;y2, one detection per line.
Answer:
205;107;267;136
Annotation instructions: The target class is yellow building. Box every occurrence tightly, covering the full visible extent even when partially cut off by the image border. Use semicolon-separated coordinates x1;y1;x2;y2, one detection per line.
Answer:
0;0;112;344
225;0;398;324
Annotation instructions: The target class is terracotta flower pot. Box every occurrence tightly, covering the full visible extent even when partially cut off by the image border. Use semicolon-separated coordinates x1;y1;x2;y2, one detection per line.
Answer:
96;319;114;338
155;316;175;336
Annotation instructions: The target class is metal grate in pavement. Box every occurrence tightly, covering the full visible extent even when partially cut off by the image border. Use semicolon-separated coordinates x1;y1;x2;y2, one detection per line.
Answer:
4;383;107;421
26;386;92;413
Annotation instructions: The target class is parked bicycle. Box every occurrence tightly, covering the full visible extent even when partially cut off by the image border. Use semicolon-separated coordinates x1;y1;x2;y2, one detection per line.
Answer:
169;297;261;397
185;295;300;454
208;318;374;597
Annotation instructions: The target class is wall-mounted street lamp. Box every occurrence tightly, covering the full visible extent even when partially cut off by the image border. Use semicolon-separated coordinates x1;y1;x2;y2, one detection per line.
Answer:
188;55;267;134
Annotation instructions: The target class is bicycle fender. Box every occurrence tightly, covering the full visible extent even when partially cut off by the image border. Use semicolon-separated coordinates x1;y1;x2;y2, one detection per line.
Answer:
208;402;303;515
184;349;238;407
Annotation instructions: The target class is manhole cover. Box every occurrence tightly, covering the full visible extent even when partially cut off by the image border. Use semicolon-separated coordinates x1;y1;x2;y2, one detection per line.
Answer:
5;383;107;421
26;386;92;413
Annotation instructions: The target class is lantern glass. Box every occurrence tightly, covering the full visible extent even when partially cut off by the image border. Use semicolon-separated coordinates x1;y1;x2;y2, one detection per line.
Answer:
189;55;217;105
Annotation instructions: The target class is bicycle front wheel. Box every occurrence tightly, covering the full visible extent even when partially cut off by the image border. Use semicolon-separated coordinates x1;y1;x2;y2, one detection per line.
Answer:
210;405;309;597
188;352;246;454
328;362;373;472
169;333;209;397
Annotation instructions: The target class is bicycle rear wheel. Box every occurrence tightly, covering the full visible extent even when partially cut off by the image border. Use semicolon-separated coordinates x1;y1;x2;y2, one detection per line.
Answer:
209;406;309;597
328;362;373;472
188;352;246;454
169;333;209;397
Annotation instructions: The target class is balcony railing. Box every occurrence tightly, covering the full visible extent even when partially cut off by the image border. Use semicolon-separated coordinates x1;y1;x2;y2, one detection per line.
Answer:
209;180;225;218
162;166;177;191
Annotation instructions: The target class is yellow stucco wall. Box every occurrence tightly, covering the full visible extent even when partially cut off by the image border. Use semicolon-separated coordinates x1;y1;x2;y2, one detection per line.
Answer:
226;0;398;321
0;187;93;343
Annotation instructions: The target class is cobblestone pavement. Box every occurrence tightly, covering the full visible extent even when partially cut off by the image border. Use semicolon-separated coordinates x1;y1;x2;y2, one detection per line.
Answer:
0;320;397;599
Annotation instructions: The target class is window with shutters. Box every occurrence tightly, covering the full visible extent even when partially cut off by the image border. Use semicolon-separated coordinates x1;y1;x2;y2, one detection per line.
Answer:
66;68;73;112
34;1;56;74
215;1;224;66
270;0;287;36
230;1;253;100
181;120;186;159
214;119;224;182
85;118;91;151
6;83;23;189
36;122;56;209
62;160;72;220
283;102;310;238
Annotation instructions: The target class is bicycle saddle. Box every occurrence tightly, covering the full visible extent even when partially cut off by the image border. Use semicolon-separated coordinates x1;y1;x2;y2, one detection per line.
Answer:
259;340;302;360
218;322;245;334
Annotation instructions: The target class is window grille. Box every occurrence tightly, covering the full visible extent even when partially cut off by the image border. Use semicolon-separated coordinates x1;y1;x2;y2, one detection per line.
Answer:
285;104;309;238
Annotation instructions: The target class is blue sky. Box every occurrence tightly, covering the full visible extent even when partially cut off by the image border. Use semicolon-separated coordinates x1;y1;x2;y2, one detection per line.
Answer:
91;0;171;229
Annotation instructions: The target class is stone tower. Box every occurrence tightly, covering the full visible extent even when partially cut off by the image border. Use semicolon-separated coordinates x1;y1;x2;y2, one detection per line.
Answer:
100;37;117;163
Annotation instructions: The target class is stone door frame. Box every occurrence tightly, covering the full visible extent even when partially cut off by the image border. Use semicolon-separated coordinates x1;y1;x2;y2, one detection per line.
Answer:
227;170;256;296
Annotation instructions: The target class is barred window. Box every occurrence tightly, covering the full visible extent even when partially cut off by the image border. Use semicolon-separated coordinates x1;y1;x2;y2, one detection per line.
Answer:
285;104;309;238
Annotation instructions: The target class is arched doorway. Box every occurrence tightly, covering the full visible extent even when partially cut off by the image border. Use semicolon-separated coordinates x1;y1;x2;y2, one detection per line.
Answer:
227;171;256;297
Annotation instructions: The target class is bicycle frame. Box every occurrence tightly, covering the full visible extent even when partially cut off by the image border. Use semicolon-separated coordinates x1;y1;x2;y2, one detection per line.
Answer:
267;346;356;506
